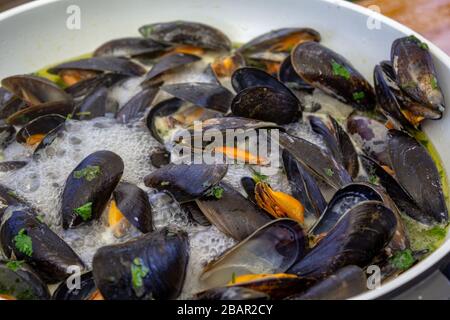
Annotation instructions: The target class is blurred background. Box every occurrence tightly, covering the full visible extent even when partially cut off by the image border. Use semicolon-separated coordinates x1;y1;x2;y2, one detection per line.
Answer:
1;0;449;53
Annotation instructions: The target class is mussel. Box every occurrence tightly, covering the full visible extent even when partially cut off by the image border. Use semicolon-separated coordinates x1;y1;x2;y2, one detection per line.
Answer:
94;37;169;58
16;114;66;146
61;151;124;229
92;227;189;300
115;86;159;123
52;271;102;300
143;53;201;82
0;210;85;283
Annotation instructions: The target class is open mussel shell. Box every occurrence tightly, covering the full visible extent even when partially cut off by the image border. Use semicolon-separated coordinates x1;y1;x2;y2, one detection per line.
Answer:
288;201;397;280
0;122;15;148
146;98;184;143
111;182;153;234
195;182;271;241
92;227;189;300
310;183;384;236
195;286;269;300
48;57;146;77
238;28;321;56
0;210;85;283
1;75;72;106
374;62;417;129
279;132;352;190
211;53;246;78
200;219;307;288
115;86;159;124
231;86;301;125
52;271;100;300
94;37;169;58
161;82;234;113
0;261;50;300
6;101;74;126
387;129;448;224
309;115;359;179
143;53;201;82
288;265;366;300
278;56;314;93
391;36;445;117
61;150;124;229
346;113;390;166
16;114;66;145
0;96;26;120
291;42;375;111
144;163;227;203
139;20;232;52
282;150;326;223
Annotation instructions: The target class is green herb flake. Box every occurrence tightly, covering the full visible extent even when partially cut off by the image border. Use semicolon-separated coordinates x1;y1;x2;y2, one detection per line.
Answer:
353;91;365;102
131;258;149;290
331;60;350;80
74;202;93;221
252;172;268;183
13;229;33;257
206;186;225;199
431;76;438;90
390;249;415;270
6;260;25;272
324;168;334;177
160;181;170;186
73;165;101;182
36;215;45;223
76;111;92;117
368;174;380;185
231;272;236;284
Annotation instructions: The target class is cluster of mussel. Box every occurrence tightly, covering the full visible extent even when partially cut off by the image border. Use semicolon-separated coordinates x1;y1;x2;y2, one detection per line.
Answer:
0;20;448;300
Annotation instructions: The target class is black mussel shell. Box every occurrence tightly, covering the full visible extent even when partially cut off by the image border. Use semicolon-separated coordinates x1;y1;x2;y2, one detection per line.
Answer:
61;151;124;229
94;37;169;58
73;86;108;120
16;114;66;144
144;163;227;203
146;98;184;143
6;101;74;126
238;28;321;55
288;201;397;279
161;82;234;113
282;150;326;222
346;113;390;166
150;147;171;168
0;210;85;283
66;73;125;101
231;86;301;125
310;183;383;235
279;132;352;189
391;36;445;117
112;182;153;234
309;115;359;179
139;21;231;51
278;56;314;93
0;123;15;148
143;53;201;82
387;130;448;224
1;75;72;106
181;202;211;226
195;182;271;241
0;184;32;220
116;86;159;124
288;265;366;300
201;219;306;288
231;67;295;95
52;271;98;300
0;96;26;120
195;286;269;300
0;261;50;300
92;228;189;300
292;42;375;111
48;57;146;77
240;177;257;204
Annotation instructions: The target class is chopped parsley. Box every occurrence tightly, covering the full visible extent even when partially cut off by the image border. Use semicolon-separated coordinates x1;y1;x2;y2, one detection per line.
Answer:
36;215;45;223
324;168;334;177
6;260;25;272
353;91;365;102
231;272;236;284
74;202;93;221
206;185;225;199
408;35;429;50
252;172;268;183
331;60;350;80
431;76;438;90
160;181;170;186
390;249;415;270
73;165;101;182
131;258;149;290
368;174;380;185
13;229;33;257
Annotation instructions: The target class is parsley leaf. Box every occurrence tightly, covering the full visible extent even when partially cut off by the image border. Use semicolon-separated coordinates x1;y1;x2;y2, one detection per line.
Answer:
431;76;438;90
6;260;25;272
73;165;101;182
206;186;225;199
74;202;93;221
331;60;350;80
324;168;334;177
231;272;236;284
353;91;365;102
13;229;33;257
390;249;415;270
131;258;149;290
252;172;268;183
